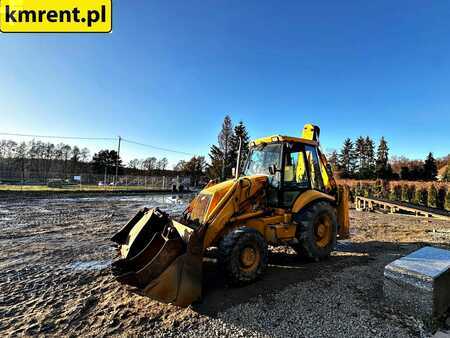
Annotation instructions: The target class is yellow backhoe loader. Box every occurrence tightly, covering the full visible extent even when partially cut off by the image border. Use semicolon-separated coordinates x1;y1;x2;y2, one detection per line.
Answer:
111;124;349;307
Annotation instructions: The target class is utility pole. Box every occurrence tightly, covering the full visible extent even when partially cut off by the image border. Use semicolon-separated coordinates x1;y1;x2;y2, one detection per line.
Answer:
235;136;242;179
104;165;107;190
222;134;228;181
114;136;121;186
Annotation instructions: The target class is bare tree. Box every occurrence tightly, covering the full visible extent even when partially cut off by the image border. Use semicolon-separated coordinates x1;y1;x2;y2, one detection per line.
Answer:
142;157;157;171
156;157;168;170
15;142;28;182
128;159;142;169
80;148;90;162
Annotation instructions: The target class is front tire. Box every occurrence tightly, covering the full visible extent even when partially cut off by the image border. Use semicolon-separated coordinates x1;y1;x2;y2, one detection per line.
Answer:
218;227;268;285
292;201;337;259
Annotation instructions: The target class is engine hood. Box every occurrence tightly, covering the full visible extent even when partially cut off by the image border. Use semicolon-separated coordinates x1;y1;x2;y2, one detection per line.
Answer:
189;175;268;224
202;175;268;195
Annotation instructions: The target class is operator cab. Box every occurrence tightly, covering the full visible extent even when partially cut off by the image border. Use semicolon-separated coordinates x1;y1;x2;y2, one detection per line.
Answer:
242;132;334;208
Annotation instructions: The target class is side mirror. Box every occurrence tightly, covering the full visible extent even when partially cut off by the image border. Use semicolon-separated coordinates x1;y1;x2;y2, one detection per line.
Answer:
268;164;277;175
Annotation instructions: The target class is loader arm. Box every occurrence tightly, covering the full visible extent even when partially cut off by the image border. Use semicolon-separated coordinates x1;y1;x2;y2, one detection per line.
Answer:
201;176;268;248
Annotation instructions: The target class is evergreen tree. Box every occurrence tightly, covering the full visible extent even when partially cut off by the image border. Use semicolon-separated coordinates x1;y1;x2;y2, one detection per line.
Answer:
428;185;438;208
207;144;224;179
376;136;389;179
392;184;402;201
229;121;250;175
445;160;450;181
338;138;356;178
419;188;428;206
328;150;339;172
401;184;409;202
400;166;410;180
207;115;236;180
355;136;366;177
218;115;234;180
410;165;424;180
445;190;450;211
92;150;122;175
176;156;207;186
372;179;384;198
437;187;447;209
388;185;397;201
408;184;416;203
423;152;437;181
413;187;421;205
364;136;376;178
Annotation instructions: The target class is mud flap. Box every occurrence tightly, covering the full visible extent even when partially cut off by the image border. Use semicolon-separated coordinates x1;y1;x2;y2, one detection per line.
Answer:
111;208;205;307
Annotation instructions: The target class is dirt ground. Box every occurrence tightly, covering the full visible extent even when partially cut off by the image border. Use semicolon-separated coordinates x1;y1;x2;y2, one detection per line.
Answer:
0;193;449;337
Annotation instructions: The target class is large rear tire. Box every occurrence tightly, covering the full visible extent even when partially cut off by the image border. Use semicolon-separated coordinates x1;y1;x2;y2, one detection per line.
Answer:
292;201;337;259
218;227;268;286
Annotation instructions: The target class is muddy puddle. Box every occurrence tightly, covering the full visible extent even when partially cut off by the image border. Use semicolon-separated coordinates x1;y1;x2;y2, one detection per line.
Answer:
68;260;111;271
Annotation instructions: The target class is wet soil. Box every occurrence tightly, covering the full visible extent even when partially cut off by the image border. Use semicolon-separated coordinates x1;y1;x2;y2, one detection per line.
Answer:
0;194;449;337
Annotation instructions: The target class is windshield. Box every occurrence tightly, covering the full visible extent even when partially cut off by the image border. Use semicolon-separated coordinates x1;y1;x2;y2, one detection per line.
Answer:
243;143;281;176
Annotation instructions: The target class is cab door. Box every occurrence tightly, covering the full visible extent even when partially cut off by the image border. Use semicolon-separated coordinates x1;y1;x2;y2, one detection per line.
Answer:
303;145;325;192
280;143;325;207
280;143;310;207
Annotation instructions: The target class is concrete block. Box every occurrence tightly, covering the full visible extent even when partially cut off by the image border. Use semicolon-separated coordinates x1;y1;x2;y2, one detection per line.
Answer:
384;246;450;324
432;330;450;338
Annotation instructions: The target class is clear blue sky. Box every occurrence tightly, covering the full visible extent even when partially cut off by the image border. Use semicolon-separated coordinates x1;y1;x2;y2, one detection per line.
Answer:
1;0;449;167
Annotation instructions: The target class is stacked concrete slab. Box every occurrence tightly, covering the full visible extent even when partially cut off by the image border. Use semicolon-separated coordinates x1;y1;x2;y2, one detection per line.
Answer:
384;246;450;325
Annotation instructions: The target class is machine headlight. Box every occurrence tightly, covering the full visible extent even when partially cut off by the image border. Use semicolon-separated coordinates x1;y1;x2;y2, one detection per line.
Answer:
205;189;228;219
190;193;212;223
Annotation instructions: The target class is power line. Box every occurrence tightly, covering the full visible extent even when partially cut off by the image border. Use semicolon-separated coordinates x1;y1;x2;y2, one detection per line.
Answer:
0;132;116;141
0;132;197;157
122;138;196;156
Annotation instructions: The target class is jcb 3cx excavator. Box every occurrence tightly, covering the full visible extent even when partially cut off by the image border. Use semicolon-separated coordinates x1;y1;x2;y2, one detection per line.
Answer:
111;124;349;307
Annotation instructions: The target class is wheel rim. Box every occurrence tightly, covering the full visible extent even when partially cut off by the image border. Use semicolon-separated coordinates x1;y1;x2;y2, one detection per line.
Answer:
239;245;260;272
314;214;332;248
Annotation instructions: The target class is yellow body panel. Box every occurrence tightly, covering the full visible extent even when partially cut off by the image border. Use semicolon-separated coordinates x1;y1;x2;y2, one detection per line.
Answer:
236;214;296;245
251;135;317;147
265;223;296;244
201;176;268;248
200;180;337;248
301;123;319;141
319;157;330;189
291;190;335;214
202;179;235;194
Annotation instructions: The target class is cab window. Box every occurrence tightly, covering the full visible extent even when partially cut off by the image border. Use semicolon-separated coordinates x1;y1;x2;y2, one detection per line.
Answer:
283;145;309;188
245;143;281;176
304;145;324;191
281;143;309;207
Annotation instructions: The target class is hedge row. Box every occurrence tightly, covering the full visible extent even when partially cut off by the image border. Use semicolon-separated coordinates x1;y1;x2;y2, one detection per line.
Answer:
349;180;450;211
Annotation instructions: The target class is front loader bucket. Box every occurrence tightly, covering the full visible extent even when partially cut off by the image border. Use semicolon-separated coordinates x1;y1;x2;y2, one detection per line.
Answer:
111;208;204;307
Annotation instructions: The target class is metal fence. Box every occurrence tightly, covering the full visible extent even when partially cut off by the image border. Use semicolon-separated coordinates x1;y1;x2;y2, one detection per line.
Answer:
0;173;193;191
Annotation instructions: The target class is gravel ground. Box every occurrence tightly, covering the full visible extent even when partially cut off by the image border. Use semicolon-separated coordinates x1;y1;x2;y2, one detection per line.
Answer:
0;193;449;337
